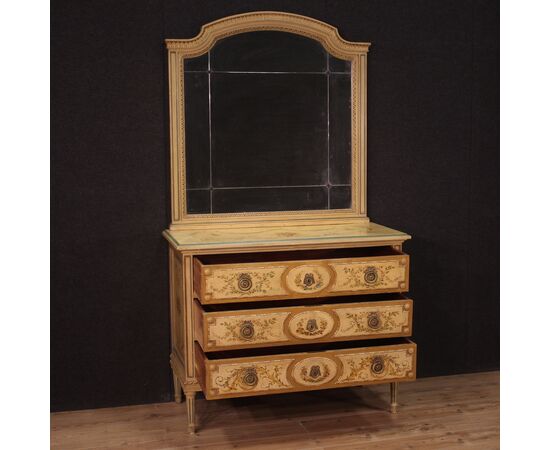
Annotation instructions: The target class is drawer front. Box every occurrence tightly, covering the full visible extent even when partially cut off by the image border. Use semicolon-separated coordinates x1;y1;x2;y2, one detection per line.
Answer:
194;254;409;304
330;259;408;294
199;265;289;302
195;341;416;399
195;299;413;350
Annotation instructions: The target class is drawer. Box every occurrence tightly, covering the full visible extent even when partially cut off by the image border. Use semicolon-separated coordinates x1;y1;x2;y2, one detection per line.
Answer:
193;247;409;304
194;296;413;351
195;339;416;400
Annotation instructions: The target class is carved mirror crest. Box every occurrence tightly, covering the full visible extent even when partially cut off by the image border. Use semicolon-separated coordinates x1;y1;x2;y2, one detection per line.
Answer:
166;12;370;229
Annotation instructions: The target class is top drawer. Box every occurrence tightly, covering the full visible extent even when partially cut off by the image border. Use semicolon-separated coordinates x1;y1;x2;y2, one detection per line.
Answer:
194;247;409;304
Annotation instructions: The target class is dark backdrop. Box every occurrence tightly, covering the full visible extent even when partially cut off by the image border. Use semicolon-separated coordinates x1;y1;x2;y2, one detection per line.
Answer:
52;0;499;411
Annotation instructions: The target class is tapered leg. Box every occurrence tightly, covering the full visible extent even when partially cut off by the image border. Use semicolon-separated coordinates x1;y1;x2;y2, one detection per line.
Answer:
185;391;197;434
173;372;182;403
390;382;398;414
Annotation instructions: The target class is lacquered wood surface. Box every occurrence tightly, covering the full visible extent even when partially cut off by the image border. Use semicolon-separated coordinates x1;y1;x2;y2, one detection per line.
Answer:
51;371;499;449
195;297;413;351
196;339;416;400
164;221;410;252
194;249;409;303
166;12;370;226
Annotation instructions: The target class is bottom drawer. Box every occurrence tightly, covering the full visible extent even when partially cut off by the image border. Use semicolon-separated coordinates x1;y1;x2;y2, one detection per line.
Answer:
195;339;416;400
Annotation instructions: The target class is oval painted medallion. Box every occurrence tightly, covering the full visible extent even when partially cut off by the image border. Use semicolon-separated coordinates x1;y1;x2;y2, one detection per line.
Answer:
284;265;332;295
291;357;338;386
288;311;335;340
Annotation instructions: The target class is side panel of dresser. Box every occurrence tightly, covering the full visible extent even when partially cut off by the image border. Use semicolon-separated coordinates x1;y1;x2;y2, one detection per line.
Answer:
170;248;201;399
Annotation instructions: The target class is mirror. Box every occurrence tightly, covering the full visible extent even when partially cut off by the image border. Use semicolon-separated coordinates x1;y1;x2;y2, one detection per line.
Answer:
182;31;352;214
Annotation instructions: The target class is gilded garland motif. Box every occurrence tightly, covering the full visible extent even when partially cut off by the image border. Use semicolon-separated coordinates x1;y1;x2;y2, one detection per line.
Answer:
341;310;401;334
337;352;412;383
210;316;285;345
340;263;400;289
209;270;276;297
213;364;290;393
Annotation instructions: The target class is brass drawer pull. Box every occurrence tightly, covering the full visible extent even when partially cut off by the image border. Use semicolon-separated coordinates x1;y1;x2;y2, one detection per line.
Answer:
363;266;378;284
367;312;381;330
237;273;253;291
371;356;385;374
242;367;258;387
239;321;255;340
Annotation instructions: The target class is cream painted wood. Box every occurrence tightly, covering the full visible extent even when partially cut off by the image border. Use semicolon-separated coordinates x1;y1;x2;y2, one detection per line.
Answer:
194;298;413;351
166;11;370;228
163;11;416;434
194;253;409;304
195;340;416;400
163;221;410;252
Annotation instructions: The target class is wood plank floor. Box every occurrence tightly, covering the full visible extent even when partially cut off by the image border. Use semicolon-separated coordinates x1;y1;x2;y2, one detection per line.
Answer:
51;371;499;449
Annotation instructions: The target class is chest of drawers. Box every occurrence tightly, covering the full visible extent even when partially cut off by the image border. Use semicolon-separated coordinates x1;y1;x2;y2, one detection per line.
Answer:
163;11;417;434
164;223;415;433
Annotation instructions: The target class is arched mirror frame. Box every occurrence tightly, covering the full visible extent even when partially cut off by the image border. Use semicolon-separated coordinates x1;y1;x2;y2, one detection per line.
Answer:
166;12;370;230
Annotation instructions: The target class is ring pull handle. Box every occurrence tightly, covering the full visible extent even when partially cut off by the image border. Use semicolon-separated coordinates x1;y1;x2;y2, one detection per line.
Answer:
371;356;385;375
237;273;253;291
239;321;255;340
367;312;381;330
363;266;378;285
242;367;258;387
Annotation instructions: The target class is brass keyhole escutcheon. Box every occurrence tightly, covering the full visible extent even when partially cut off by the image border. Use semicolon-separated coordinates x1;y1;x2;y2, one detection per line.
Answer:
239;321;255;340
306;319;318;332
237;273;253;291
367;312;381;330
364;266;378;284
303;273;315;287
309;365;321;379
242;367;258;387
371;356;385;374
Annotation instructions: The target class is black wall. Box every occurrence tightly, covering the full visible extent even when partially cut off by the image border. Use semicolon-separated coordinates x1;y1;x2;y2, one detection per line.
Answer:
52;0;499;411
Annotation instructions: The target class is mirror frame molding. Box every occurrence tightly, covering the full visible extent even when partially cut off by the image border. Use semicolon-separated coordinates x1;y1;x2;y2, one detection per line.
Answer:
166;11;371;230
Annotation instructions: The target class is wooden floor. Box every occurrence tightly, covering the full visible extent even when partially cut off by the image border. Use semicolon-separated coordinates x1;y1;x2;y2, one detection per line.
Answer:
51;371;499;449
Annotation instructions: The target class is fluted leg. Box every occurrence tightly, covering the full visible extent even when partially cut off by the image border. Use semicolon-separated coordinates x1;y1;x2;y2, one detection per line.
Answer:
185;391;197;434
173;373;182;403
390;382;398;414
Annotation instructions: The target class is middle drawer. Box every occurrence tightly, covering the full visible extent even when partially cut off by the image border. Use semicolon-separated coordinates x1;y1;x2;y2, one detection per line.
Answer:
194;296;413;351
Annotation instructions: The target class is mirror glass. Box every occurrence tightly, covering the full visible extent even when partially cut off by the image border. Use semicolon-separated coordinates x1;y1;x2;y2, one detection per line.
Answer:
183;31;352;214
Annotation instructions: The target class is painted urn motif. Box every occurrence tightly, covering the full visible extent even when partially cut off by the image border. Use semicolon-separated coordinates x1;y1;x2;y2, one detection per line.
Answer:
303;273;315;287
309;365;321;379
306;318;318;333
